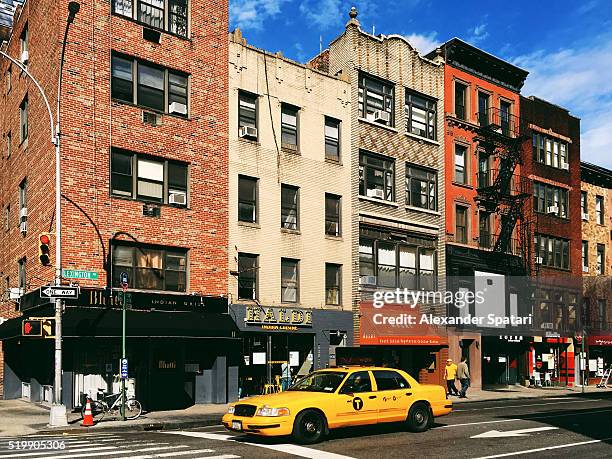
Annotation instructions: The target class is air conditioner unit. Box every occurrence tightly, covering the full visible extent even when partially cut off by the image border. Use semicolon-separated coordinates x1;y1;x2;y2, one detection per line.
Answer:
169;102;187;115
367;188;385;199
373;110;390;123
582;266;589;273
169;190;187;206
547;205;559;215
582;212;590;221
535;256;543;265
359;276;377;286
20;220;27;235
142;111;162;126
19;207;28;220
8;287;24;300
20;50;29;65
239;125;258;139
561;162;569;171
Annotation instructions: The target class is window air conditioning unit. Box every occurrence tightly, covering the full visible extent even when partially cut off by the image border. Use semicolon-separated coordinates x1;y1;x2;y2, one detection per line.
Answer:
561;162;569;171
9;287;24;300
20;51;29;65
19;207;28;220
373;110;390;123
169;102;187;115
359;276;377;286
142;111;162;126
535;256;543;265
367;188;385;199
142;204;160;217
169;190;187;206
582;212;589;221
19;220;27;235
547;205;559;214
239;125;258;139
582;266;589;273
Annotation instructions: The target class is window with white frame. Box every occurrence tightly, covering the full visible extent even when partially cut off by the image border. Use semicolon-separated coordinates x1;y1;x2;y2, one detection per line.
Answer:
596;195;604;224
405;90;436;140
454;144;467;184
533;132;569;170
281;103;299;149
324;117;340;161
358;74;394;126
359;151;394;201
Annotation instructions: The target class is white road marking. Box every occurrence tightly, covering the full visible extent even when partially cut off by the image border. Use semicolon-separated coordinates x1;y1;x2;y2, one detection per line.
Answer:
472;437;612;458
164;431;356;459
0;446;118;457
194;456;241;459
470;426;559;438
440;419;521;428
6;445;192;459
454;399;599;412
129;449;215;458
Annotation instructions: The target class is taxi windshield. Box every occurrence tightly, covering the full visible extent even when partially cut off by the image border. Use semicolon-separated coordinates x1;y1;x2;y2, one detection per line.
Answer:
287;371;347;393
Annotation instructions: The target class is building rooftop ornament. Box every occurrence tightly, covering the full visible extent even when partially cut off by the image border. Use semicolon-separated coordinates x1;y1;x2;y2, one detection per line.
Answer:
347;6;360;27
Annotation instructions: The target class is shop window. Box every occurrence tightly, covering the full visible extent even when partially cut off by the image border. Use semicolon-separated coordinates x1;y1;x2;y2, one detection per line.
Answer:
112;243;187;292
238;175;258;223
237;253;258;300
406;165;437;210
324;117;340;161
359;151;394;201
325;193;341;236
280;184;299;230
281;258;299;303
358;73;394;126
325;263;341;305
405;90;436;140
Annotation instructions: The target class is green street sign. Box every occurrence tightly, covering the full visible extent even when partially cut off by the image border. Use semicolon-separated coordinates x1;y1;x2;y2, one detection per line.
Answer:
62;269;99;280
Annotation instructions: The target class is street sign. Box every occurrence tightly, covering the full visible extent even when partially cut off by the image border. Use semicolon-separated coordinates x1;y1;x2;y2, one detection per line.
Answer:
120;358;128;379
40;285;79;299
120;272;129;287
62;269;98;280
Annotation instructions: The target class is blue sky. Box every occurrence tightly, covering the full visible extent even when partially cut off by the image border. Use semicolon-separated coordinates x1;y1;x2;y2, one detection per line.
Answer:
229;0;612;168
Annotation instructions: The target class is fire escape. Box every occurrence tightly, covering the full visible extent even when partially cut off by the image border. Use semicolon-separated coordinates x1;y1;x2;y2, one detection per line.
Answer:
474;107;533;274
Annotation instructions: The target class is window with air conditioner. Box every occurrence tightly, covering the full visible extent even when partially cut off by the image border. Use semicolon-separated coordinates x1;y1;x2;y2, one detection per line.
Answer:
359;151;394;201
359;73;394;126
532;132;569;171
534;182;568;219
238;91;258;139
405;90;437;140
535;234;570;270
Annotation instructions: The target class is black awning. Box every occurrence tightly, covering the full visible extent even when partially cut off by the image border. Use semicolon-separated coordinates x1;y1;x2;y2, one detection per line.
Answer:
0;307;238;340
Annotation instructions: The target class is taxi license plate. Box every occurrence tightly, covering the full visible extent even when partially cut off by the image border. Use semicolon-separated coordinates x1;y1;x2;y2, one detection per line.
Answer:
232;421;242;431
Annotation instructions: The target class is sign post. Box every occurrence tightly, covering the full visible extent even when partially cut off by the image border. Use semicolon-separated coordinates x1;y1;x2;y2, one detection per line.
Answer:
120;272;128;421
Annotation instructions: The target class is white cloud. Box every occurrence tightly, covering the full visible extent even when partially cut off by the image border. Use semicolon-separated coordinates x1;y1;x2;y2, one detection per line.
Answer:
404;32;441;55
299;0;343;29
511;36;612;168
230;0;292;31
467;22;489;44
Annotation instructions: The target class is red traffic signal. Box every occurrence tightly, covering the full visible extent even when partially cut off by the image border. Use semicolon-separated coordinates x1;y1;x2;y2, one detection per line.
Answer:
22;319;43;337
38;233;51;266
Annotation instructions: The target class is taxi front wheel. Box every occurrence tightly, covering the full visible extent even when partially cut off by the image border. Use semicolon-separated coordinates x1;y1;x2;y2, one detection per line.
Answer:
292;409;326;444
406;402;432;433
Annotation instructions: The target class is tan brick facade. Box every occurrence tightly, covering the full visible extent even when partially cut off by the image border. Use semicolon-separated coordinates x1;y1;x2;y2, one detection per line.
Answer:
228;31;352;311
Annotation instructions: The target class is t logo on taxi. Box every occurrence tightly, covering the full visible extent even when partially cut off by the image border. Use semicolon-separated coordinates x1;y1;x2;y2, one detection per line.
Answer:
352;397;363;411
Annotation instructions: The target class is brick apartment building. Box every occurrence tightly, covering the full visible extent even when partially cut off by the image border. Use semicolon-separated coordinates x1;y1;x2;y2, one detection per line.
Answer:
227;30;353;396
310;8;448;386
0;0;236;409
580;161;612;383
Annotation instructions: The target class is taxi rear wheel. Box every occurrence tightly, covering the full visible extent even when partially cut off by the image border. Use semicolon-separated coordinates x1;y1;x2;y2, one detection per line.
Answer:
406;402;432;433
292;409;326;444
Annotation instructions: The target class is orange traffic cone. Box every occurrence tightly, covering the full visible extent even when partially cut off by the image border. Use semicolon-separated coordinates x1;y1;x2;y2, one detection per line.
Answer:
82;397;95;427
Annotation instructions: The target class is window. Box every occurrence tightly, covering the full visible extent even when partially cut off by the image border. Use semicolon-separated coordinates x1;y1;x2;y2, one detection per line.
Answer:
238;91;257;134
325;263;341;305
500;100;512;136
111;54;189;115
281;103;299;149
237;253;258;300
479;211;491;248
582;241;589;272
113;0;188;37
19;178;27;211
281;184;299;230
19;96;28;143
373;370;410;391
324;117;340;161
359;151;394;201
596;195;604;224
597;244;605;275
325;194;341;236
454;144;467;184
533;182;568;218
110;149;188;206
532;133;569;170
281;258;299;303
478;152;489;188
112;243;187;291
18;257;26;290
478;92;489;126
340;371;372;394
406;165;436;210
6;66;11;94
454;81;467;120
238;175;257;223
419;248;435;291
581;191;588;218
4;205;9;231
358;74;394;126
455;205;468;243
535;234;570;270
405;90;436;140
20;24;28;56
359;239;375;279
5;131;11;159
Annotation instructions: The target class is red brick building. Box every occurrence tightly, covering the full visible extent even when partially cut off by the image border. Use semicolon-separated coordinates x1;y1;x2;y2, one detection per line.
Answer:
0;0;237;409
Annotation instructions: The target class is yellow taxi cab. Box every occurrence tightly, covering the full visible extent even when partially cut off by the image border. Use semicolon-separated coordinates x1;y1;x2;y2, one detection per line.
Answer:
222;366;452;444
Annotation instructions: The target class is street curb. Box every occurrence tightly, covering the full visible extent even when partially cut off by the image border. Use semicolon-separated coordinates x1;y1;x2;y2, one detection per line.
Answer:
451;391;608;404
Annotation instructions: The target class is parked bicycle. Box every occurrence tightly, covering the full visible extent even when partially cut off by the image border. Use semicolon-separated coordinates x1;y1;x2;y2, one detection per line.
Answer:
81;388;142;420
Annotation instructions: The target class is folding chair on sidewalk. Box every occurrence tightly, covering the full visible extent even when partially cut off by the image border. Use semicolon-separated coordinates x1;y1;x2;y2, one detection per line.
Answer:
596;367;611;388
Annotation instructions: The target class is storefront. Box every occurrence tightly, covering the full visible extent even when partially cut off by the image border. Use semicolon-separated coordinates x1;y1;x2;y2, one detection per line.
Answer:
0;288;241;410
481;336;530;386
529;336;574;387
586;336;612;385
228;304;353;398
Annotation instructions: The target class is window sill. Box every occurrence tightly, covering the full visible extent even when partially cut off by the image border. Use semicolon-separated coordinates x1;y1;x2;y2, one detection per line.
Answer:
111;12;191;42
238;137;260;145
281;228;301;235
405;132;440;146
325;234;343;241
111;98;191;121
452;181;473;190
405;205;441;216
534;161;570;173
535;212;569;221
110;194;189;209
359;195;399;207
358;117;398;133
238;220;260;229
324;158;343;166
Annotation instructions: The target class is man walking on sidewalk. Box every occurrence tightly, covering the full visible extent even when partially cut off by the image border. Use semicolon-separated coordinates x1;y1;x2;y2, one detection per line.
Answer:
444;359;459;396
457;356;470;398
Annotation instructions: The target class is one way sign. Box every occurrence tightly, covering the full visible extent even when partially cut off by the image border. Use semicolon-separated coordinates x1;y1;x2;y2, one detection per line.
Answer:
40;285;79;299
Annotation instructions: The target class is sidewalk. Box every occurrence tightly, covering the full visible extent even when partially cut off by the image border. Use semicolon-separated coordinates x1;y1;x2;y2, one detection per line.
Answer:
1;385;611;436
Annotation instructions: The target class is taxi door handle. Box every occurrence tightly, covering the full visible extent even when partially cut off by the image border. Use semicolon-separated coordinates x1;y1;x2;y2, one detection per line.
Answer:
406;392;412;396
369;395;377;399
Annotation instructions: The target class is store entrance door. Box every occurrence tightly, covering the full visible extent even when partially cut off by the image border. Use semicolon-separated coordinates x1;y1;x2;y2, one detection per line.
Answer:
149;341;188;410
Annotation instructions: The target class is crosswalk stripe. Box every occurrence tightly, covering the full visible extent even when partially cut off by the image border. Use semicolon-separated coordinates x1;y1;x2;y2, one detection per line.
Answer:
43;445;191;459
0;445;117;458
194;456;240;459
129;449;215;459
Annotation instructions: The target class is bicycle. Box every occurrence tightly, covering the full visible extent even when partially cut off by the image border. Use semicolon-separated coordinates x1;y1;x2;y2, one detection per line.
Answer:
81;388;143;421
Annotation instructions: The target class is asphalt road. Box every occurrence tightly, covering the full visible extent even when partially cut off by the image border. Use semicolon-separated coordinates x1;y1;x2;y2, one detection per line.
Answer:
2;394;611;459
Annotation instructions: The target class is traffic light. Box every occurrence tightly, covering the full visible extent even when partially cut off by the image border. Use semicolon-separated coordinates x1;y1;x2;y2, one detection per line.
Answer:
22;319;42;337
38;233;51;266
41;318;55;339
